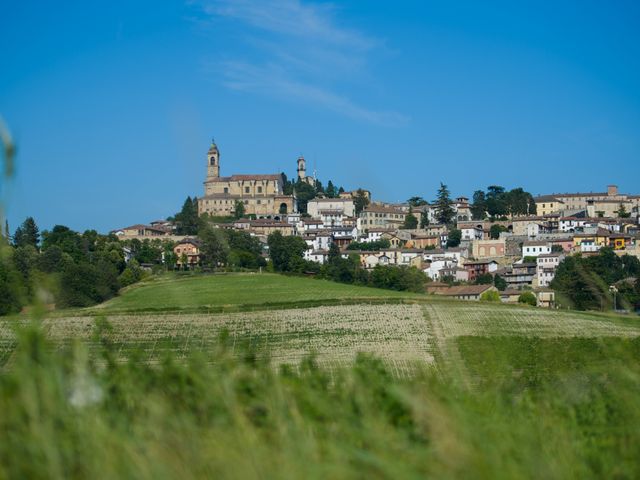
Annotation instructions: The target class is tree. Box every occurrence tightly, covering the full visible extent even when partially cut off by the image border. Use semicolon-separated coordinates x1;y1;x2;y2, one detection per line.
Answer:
518;291;537;306
408;196;428;207
234;200;246;219
489;224;507;240
403;207;418;229
267;231;307;272
13;217;40;249
281;172;294;195
199;225;229;268
174;196;199;235
475;273;493;285
3;220;9;242
494;274;507;291
326;180;337;198
480;290;500;302
420;211;429;228
294;181;316;214
434;183;455;225
446;229;462;248
41;225;86;262
486;185;506;218
353;189;370;216
617;204;631;218
470;190;486;221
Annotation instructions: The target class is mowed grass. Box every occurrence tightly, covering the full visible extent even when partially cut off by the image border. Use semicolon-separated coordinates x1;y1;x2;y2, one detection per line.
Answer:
96;273;419;313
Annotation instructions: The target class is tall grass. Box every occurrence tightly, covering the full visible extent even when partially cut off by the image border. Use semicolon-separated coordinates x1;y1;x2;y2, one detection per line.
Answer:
1;318;639;479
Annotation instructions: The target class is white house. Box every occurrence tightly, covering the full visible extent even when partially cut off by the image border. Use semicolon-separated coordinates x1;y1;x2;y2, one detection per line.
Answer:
536;253;564;287
522;241;551;258
305;250;329;264
424;258;458;280
460;225;484;241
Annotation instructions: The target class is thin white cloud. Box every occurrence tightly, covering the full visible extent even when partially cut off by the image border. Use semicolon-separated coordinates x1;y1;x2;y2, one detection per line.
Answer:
201;0;375;50
195;0;408;126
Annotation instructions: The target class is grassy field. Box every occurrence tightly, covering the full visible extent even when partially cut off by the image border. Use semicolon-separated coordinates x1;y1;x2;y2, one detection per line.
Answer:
2;273;640;477
2;273;639;370
97;273;418;313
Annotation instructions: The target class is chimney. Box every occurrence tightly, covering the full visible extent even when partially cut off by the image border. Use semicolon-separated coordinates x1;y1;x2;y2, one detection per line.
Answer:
607;185;618;196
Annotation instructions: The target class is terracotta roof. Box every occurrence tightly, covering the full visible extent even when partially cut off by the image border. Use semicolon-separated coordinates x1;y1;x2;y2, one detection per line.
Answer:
224;174;282;182
523;241;550;246
362;206;406;214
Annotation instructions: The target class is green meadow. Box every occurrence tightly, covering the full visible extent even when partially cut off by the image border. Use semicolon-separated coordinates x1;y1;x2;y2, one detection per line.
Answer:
1;272;640;478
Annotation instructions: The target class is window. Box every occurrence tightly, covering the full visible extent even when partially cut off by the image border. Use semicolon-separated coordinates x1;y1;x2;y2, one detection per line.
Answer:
223;187;229;194
258;186;263;193
245;187;250;194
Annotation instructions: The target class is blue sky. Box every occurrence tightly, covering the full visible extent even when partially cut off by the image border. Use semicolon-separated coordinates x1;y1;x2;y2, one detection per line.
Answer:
1;0;639;233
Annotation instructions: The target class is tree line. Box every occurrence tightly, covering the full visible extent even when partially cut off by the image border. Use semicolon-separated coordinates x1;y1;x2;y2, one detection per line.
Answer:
551;247;640;311
0;217;149;315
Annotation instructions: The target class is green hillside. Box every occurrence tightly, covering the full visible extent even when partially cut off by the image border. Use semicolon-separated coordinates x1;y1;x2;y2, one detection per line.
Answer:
96;272;418;313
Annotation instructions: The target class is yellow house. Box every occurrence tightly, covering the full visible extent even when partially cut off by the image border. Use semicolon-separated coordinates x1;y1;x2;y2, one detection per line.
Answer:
572;228;610;248
534;195;565;216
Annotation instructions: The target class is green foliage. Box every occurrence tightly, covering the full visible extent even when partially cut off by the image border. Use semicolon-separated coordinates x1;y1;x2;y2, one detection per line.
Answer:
494;274;507;291
0;255;23;315
199;225;230;268
518;291;537;306
617;203;631;218
12;217;39;249
489;224;507;239
322;245;363;284
480;289;500;302
402;208;418;229
475;273;493;285
267;231;308;272
119;260;145;288
434;182;455;225
174;196;199;235
124;238;168;265
0;225;137;312
419;211;429;228
353;189;370;216
369;265;427;293
0;323;638;478
407;196;428;207
294;180;317;214
233;200;245;219
446;228;462;247
551;248;640;311
483;185;536;218
346;239;391;251
471;190;486;220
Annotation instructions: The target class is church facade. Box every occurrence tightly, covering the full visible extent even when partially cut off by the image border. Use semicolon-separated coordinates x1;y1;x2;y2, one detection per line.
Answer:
197;140;300;218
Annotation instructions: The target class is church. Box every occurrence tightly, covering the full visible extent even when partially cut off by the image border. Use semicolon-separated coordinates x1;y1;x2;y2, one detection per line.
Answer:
197;139;313;218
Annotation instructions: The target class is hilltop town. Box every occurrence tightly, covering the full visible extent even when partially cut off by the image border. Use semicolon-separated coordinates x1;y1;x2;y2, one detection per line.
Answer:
109;139;640;309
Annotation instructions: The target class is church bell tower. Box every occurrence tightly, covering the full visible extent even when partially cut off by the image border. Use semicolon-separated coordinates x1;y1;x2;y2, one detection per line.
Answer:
297;155;306;182
207;138;220;179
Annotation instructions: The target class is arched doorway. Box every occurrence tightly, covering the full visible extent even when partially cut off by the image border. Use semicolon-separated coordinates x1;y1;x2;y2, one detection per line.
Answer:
279;203;288;214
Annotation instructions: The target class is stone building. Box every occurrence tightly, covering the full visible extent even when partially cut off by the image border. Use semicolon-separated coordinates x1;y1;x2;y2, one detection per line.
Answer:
197;140;295;218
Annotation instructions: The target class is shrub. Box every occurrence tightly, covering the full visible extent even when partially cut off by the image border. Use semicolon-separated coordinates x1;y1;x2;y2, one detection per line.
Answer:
518;291;537;306
480;290;500;302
